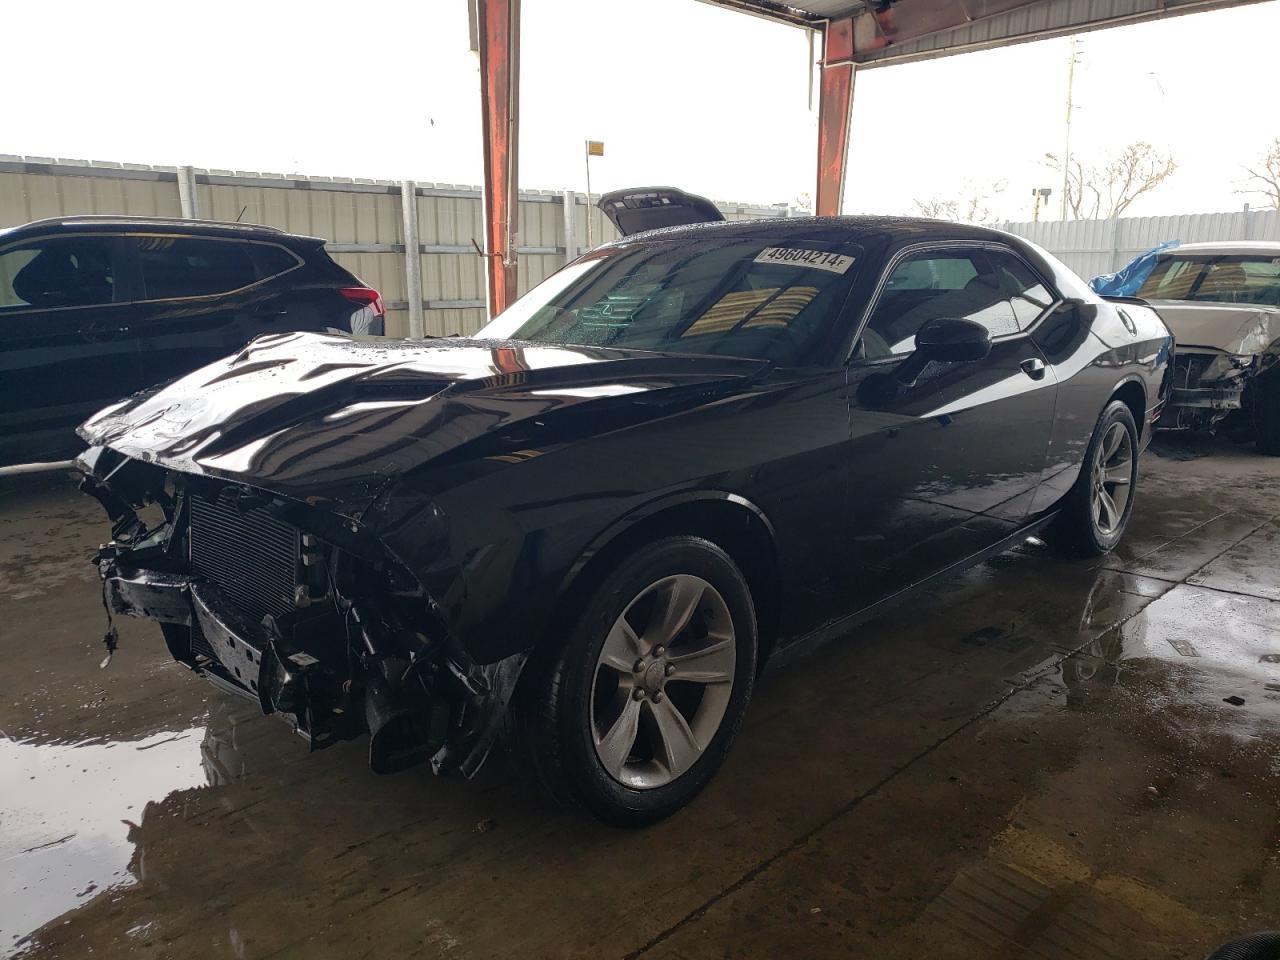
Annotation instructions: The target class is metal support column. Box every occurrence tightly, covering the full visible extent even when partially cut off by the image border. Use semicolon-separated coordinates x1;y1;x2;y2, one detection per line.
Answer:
401;180;425;338
562;190;577;265
177;165;201;219
815;17;855;217
477;0;521;318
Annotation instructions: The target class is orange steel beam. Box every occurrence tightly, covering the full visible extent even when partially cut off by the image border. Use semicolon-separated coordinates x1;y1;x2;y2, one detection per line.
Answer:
477;0;521;317
815;15;855;217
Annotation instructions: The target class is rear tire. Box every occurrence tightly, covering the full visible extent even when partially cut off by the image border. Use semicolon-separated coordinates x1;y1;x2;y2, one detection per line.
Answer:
1251;367;1280;456
1048;399;1140;558
505;536;757;826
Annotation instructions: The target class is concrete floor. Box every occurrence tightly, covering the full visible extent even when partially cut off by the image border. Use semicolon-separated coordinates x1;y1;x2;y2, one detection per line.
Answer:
2;435;1279;960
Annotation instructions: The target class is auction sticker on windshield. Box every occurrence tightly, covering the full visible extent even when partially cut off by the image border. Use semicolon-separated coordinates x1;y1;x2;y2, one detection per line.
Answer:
754;247;855;274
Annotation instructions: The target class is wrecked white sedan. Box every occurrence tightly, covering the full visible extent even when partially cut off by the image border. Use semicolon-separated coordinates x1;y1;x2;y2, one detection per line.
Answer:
1136;241;1280;453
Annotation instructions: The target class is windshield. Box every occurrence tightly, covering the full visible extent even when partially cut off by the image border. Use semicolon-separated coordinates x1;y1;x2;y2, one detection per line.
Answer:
1137;254;1280;306
474;238;861;365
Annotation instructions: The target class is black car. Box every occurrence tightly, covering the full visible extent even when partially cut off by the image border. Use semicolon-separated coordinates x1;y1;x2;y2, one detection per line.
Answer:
0;216;384;466
77;207;1172;824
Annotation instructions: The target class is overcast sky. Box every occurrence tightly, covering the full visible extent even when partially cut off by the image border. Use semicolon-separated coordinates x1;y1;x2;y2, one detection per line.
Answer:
5;0;1278;222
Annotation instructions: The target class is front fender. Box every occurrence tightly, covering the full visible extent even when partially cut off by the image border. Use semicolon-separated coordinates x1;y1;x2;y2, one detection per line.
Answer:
371;482;777;668
556;489;777;598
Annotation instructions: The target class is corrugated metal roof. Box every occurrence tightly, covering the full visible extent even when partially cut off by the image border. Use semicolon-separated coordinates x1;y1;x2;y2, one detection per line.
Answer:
700;0;1266;66
695;0;857;25
853;0;1268;66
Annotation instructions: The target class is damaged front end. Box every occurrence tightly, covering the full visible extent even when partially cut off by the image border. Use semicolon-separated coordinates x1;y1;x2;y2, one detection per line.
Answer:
1158;350;1262;431
79;445;516;778
1154;302;1280;432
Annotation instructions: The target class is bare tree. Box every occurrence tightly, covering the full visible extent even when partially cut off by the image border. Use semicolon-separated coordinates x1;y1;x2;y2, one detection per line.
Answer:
1240;137;1280;210
1045;141;1176;219
913;181;1006;223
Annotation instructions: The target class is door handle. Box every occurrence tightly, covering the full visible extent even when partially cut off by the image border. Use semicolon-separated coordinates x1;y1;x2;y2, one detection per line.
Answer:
82;320;131;343
1020;357;1047;381
252;304;288;319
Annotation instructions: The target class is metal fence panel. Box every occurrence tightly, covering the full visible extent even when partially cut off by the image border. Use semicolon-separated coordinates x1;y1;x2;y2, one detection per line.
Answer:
999;207;1280;280
0;156;792;338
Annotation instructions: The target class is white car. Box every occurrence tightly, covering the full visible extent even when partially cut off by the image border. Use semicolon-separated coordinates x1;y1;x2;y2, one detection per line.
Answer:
1136;241;1280;454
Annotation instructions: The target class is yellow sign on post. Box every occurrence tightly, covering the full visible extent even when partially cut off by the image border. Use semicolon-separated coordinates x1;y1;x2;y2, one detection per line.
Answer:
584;140;605;247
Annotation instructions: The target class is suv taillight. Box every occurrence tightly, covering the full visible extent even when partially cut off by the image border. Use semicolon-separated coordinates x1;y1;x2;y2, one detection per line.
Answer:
340;287;385;317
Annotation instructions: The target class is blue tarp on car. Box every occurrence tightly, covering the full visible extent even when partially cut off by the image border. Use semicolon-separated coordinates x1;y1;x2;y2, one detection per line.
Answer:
1089;240;1180;297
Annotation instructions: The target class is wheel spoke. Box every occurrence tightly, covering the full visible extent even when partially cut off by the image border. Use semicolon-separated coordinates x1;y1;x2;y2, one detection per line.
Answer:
668;638;735;685
599;618;642;673
649;696;701;777
1102;424;1123;461
645;576;704;648
1104;462;1132;485
595;697;641;777
1098;488;1119;529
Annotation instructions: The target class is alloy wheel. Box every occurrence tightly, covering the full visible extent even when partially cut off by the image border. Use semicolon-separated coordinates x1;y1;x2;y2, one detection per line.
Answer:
1091;421;1134;535
589;574;737;789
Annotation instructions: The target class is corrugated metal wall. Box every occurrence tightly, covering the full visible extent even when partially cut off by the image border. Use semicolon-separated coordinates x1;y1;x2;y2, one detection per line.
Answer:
8;156;1277;318
0;156;790;338
998;208;1280;280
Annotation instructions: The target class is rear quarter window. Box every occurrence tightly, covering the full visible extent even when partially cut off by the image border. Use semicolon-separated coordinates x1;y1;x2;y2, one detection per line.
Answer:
248;243;302;281
136;236;259;299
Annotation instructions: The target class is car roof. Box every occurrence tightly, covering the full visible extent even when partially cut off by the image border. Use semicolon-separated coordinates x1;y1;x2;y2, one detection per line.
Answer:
1164;240;1280;256
593;214;1021;249
0;215;322;245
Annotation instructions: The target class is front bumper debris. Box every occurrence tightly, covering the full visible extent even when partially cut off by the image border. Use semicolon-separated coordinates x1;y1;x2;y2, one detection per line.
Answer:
100;561;363;744
1159;351;1256;430
80;446;529;780
1168;383;1244;411
103;566;192;626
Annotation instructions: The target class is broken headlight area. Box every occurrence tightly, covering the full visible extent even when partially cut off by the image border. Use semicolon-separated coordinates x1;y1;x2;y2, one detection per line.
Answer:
1159;351;1258;430
79;450;496;778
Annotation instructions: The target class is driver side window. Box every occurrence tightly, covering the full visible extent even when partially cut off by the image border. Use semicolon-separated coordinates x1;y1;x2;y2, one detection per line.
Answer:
860;248;1018;360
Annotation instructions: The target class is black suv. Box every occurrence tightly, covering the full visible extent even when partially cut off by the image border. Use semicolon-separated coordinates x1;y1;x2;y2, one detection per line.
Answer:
0;216;385;465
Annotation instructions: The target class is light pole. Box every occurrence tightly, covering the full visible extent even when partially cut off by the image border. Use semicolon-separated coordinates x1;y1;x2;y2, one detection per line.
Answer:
1060;35;1080;220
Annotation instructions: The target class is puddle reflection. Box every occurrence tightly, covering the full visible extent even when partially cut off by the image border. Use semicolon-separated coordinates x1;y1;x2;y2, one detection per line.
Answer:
1056;581;1280;737
1;726;207;955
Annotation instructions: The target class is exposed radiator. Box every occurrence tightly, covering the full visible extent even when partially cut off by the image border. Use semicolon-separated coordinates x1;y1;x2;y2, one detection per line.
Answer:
189;492;299;623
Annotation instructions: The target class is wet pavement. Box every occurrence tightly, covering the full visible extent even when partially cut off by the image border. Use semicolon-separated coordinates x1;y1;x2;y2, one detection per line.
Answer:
2;434;1278;959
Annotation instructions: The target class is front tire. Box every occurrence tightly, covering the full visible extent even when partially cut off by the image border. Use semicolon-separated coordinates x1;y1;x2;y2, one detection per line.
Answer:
1049;399;1140;557
1251;367;1280;456
506;536;757;826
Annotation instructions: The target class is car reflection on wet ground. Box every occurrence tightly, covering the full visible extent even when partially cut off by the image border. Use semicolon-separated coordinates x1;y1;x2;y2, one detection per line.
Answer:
2;434;1277;960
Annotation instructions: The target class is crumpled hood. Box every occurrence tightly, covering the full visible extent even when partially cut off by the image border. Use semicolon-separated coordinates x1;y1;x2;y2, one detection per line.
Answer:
1149;300;1280;355
79;331;767;515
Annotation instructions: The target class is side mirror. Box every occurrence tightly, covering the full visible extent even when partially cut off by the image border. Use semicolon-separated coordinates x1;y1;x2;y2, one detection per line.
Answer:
914;316;992;363
894;316;991;385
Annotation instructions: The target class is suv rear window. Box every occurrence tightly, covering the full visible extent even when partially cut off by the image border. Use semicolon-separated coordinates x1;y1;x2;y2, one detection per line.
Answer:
247;243;301;280
136;236;259;299
1138;255;1280;306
